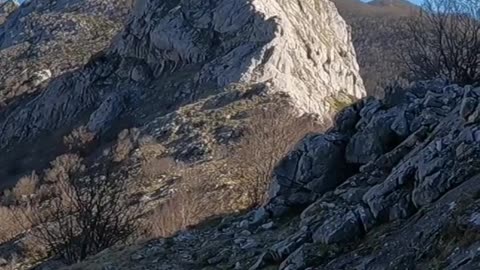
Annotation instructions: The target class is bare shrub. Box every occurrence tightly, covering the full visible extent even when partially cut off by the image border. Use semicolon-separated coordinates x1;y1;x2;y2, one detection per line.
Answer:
399;0;480;85
226;104;324;206
63;126;96;151
44;154;84;183
146;165;226;238
0;205;34;243
141;157;176;182
145;104;321;235
137;139;171;181
26;169;141;264
112;128;140;162
20;236;49;264
1;189;15;206
12;171;39;201
147;190;200;238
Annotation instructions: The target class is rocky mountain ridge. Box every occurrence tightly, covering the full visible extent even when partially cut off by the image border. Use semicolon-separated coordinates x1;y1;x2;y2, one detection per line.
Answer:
2;0;480;269
69;79;480;270
0;0;365;188
0;0;365;150
0;0;366;267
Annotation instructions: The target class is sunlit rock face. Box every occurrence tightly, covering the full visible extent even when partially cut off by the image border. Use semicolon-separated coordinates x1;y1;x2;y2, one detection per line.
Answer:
116;0;365;115
0;0;365;149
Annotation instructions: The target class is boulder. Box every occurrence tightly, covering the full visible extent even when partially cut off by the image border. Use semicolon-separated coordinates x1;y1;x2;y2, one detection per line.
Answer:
266;132;350;215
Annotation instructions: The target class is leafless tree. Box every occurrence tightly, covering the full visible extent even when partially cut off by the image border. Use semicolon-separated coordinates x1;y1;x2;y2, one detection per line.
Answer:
399;0;480;85
227;104;323;206
25;163;140;264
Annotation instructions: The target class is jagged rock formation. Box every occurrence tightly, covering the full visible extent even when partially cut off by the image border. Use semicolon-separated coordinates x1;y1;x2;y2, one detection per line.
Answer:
0;0;366;266
0;0;365;150
69;80;480;270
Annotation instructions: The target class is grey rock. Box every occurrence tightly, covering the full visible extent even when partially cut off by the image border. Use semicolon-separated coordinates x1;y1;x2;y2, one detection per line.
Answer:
241;239;259;249
87;92;128;133
279;245;307;270
312;210;362;244
346;109;398;164
332;105;360;134
460;97;478;120
267;132;349;215
250;207;268;226
30;69;52;86
0;0;366;150
240;230;252;236
261;222;275;230
238;220;249;229
130;253;144;261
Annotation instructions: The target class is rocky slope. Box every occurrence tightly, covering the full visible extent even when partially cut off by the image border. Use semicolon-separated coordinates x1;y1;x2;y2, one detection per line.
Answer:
0;0;365;148
7;0;480;269
0;0;18;25
0;0;131;108
0;0;366;267
69;79;480;270
0;0;365;187
0;0;132;188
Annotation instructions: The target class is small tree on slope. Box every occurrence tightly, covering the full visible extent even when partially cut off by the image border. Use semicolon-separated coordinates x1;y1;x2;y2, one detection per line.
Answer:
399;0;480;85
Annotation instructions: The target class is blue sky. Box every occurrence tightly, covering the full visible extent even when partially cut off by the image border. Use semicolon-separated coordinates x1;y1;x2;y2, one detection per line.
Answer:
408;0;423;4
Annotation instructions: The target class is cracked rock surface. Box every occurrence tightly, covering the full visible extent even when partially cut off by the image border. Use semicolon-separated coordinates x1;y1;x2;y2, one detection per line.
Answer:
67;81;480;270
0;0;365;150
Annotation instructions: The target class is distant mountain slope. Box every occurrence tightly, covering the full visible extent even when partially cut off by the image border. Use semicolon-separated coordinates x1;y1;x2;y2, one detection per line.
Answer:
0;0;131;109
368;0;417;9
332;0;419;95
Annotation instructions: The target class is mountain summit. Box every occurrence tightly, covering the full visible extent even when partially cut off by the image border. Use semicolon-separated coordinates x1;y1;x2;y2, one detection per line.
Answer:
0;0;365;151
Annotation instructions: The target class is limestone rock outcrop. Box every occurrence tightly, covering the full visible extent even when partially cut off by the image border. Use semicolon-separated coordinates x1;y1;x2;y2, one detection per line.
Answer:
0;0;365;149
64;80;480;270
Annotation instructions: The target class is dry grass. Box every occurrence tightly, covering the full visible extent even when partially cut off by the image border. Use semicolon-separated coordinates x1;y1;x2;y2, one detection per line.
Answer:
145;164;230;238
63;126;96;151
12;171;39;201
146;189;202;238
141;157;176;182
112;128;140;162
138;138;172;182
44;154;84;183
145;104;325;237
0;205;34;243
225;104;324;206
